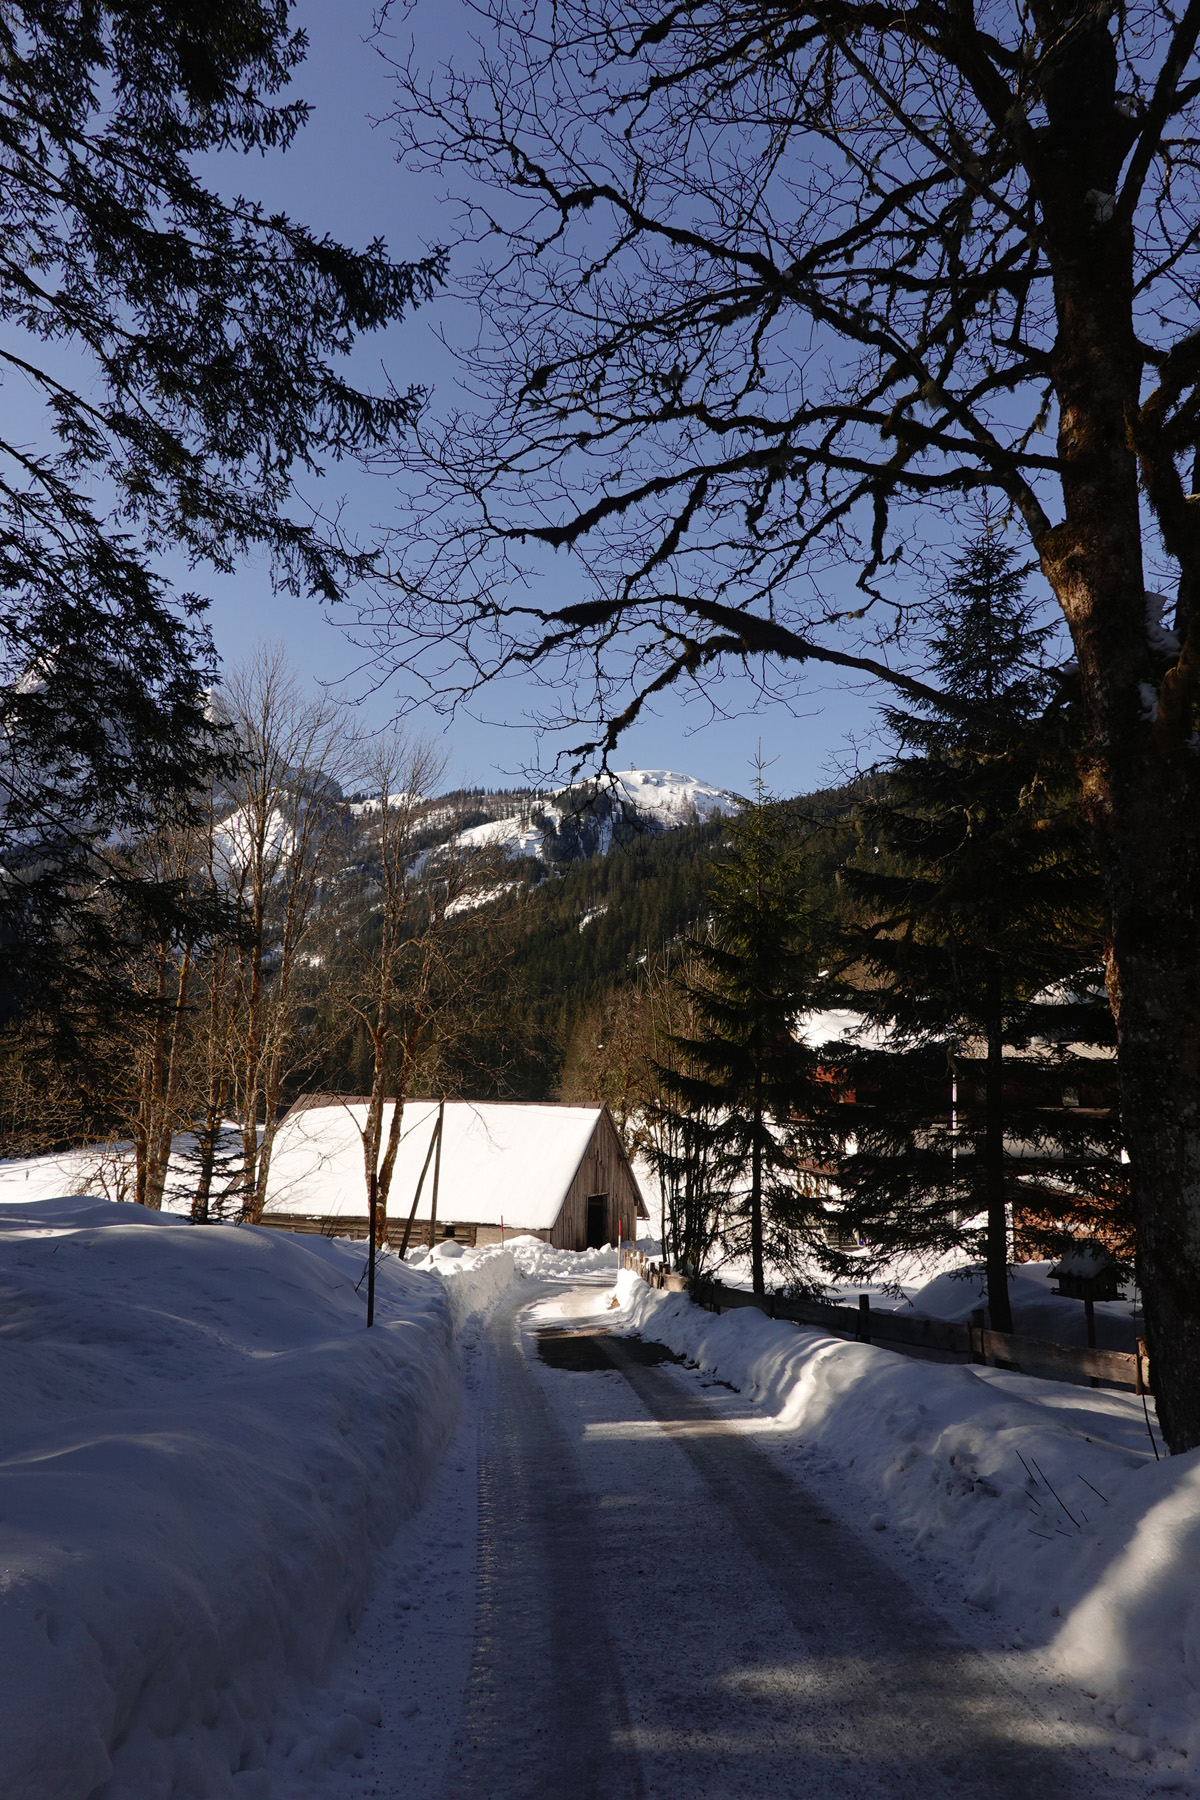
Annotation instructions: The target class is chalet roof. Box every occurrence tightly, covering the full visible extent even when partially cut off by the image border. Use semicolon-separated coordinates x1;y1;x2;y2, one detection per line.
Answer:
264;1099;631;1230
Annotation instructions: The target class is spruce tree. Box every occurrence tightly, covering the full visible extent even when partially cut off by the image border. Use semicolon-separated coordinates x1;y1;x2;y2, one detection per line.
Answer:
664;780;830;1295
0;4;440;1039
835;525;1116;1330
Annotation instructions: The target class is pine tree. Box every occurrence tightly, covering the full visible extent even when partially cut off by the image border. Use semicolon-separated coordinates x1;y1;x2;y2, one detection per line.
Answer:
0;4;440;1042
664;779;830;1295
835;525;1117;1329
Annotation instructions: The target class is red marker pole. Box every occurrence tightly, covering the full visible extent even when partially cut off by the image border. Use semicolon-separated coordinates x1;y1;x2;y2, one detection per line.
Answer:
500;1215;504;1247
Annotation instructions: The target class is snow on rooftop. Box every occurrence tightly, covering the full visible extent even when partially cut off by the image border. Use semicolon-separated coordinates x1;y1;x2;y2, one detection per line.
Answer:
798;1007;891;1051
265;1100;608;1230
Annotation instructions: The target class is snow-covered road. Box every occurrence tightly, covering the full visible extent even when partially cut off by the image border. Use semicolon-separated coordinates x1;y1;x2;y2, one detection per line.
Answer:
303;1279;1146;1800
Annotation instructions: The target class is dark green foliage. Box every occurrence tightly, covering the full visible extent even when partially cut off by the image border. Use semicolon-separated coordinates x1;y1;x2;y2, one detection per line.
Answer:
0;2;440;1031
835;528;1118;1324
475;812;730;1095
663;785;832;1295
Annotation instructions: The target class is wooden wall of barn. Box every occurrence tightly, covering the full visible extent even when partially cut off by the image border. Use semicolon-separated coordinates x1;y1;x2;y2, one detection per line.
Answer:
549;1108;643;1251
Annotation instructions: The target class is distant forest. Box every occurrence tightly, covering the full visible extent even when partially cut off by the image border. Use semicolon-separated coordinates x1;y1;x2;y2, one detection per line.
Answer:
317;777;874;1106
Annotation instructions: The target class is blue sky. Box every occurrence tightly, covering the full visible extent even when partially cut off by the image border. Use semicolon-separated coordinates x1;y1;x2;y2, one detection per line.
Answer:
195;0;881;795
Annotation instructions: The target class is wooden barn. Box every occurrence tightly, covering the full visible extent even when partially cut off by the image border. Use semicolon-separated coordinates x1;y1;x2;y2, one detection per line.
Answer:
261;1098;648;1251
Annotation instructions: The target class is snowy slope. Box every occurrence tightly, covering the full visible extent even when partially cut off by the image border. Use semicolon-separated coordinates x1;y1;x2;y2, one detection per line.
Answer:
614;1272;1199;1771
450;768;738;865
453;812;546;858
0;1199;518;1799
604;768;739;825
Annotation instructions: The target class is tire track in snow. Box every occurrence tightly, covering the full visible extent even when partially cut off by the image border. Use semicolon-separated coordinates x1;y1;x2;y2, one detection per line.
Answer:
583;1324;1137;1799
441;1293;644;1800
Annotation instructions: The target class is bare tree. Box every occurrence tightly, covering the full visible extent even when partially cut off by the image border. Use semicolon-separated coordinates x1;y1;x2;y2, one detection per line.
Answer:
324;738;509;1237
126;823;200;1212
374;0;1200;1448
214;647;358;1222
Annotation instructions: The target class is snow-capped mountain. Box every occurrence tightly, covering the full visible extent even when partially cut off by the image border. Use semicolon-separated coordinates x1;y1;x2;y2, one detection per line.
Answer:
451;769;739;865
604;768;740;824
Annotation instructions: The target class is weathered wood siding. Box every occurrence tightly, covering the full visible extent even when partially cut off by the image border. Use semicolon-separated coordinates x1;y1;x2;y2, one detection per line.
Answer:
257;1215;479;1249
549;1107;644;1251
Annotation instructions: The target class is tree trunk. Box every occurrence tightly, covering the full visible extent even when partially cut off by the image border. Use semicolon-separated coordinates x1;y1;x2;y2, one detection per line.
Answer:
1040;218;1200;1449
145;943;192;1212
193;954;231;1223
983;999;1012;1333
1100;757;1200;1452
750;1087;764;1296
136;939;170;1208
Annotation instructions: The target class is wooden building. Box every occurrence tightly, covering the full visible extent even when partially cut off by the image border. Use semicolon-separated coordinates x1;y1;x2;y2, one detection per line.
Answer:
261;1098;647;1251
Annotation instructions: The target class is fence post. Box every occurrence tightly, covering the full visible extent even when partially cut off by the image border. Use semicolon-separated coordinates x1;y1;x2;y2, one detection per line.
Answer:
969;1308;985;1365
857;1294;871;1344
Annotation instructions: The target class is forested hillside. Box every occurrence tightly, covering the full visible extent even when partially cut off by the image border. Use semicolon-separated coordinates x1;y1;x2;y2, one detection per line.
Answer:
315;776;870;1105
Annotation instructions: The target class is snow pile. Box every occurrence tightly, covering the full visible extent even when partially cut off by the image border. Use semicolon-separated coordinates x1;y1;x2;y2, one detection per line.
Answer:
413;1234;621;1288
613;1273;1200;1767
0;1197;462;1799
897;1260;1141;1351
497;1234;622;1279
411;1240;522;1325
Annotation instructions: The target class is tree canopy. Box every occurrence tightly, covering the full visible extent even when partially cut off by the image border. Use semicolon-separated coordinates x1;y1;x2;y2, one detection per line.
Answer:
0;1;441;1028
836;527;1116;1328
377;0;1200;1451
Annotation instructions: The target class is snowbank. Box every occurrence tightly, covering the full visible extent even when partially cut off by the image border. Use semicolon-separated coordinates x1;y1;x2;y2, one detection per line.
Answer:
888;1260;1142;1352
613;1272;1199;1767
0;1198;466;1799
413;1239;522;1326
409;1233;621;1286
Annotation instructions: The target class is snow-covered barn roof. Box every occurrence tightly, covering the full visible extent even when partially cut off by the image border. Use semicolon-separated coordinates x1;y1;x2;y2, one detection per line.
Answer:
264;1099;621;1230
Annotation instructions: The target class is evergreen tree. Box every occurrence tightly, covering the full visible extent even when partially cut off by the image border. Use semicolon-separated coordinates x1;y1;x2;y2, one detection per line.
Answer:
664;780;830;1295
0;4;440;1040
835;525;1117;1329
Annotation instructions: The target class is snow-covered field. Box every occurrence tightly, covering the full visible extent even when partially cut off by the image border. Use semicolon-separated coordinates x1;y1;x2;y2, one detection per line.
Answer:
0;1198;521;1799
0;1175;1195;1793
613;1269;1199;1773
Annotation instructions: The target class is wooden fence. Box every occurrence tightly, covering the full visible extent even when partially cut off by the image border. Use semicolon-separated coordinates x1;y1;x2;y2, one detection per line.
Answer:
257;1214;477;1249
620;1249;1151;1394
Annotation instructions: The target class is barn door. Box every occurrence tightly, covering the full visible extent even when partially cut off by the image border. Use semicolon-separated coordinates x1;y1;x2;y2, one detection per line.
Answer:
585;1193;607;1250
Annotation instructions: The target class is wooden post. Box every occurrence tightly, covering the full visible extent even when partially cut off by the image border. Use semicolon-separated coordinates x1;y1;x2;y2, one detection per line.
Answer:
427;1096;445;1248
970;1308;986;1364
366;1164;377;1329
1084;1294;1099;1387
858;1294;871;1344
397;1113;440;1261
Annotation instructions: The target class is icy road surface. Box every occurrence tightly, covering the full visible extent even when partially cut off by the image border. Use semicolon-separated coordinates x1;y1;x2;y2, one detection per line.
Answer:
298;1280;1146;1800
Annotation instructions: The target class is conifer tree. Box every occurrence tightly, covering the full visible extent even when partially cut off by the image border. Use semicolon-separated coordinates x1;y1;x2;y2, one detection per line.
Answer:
664;779;829;1295
0;3;440;1041
836;526;1116;1330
